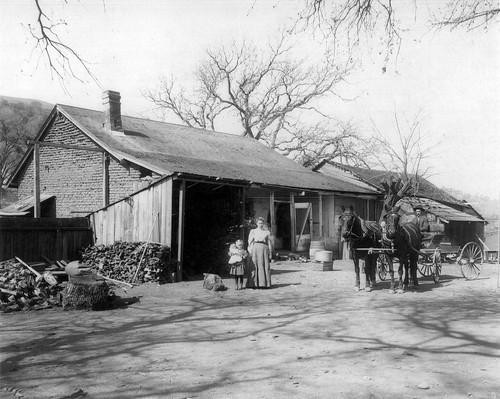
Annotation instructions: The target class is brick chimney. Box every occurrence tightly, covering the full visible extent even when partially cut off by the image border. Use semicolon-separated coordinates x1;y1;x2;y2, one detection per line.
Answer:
102;90;124;135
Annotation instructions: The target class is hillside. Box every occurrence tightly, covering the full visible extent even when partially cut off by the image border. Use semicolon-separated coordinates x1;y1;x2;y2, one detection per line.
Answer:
0;95;53;137
0;95;54;189
0;95;53;111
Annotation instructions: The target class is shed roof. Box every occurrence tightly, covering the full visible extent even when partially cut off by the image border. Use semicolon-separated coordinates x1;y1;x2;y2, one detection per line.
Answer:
313;162;382;192
320;162;464;206
0;194;54;216
10;104;379;195
400;197;485;223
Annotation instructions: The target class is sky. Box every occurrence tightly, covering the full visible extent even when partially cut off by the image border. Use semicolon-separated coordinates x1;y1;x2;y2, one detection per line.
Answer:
1;0;499;200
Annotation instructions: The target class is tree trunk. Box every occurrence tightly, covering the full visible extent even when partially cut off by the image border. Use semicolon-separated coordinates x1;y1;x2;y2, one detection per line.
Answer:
62;277;110;310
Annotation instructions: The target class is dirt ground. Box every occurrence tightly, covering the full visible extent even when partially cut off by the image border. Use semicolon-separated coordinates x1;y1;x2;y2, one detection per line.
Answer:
1;259;499;399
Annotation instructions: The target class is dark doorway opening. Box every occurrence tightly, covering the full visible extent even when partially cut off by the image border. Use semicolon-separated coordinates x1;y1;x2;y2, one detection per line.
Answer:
182;183;242;276
275;203;291;250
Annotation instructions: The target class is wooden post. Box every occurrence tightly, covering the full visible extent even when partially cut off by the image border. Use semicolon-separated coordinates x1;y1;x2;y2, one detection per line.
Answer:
269;189;275;232
161;179;173;247
319;194;323;237
240;187;246;241
33;143;41;218
309;203;313;239
177;180;186;282
103;153;109;207
269;189;275;254
290;192;296;251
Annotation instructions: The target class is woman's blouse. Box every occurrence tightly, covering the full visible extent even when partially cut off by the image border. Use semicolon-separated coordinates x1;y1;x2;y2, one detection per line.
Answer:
248;228;270;244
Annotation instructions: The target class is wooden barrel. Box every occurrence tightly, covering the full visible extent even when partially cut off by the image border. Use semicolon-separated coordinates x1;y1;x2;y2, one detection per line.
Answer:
309;240;325;260
315;250;333;262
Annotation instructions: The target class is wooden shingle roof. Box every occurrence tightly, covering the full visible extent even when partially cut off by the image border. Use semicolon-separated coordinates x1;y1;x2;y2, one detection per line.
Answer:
400;197;485;223
52;105;379;194
320;162;464;206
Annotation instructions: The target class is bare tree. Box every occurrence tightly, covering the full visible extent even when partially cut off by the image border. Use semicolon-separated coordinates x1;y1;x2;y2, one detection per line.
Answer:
145;75;229;131
145;34;370;162
296;0;499;65
433;0;500;29
0;110;31;186
365;109;435;193
276;120;374;168
24;0;99;87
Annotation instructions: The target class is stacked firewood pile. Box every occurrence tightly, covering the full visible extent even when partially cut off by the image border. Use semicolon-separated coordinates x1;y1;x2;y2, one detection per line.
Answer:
0;258;64;312
81;241;177;284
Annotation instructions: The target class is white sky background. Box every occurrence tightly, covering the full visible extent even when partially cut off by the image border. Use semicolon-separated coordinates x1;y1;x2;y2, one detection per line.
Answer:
1;0;499;200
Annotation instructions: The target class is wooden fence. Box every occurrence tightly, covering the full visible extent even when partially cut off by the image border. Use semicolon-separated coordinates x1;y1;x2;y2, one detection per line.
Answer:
0;217;93;262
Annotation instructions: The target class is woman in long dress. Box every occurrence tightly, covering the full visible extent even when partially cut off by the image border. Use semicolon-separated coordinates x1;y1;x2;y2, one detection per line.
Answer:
247;217;272;288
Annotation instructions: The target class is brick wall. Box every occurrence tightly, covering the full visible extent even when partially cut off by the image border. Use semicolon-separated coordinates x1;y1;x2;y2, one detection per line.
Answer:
17;113;146;217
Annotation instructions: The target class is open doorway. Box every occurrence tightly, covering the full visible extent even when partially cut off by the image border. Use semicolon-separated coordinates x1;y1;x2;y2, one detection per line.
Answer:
182;183;242;276
275;203;291;250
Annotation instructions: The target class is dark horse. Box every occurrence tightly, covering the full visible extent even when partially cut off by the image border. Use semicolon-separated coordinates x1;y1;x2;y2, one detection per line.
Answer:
339;208;382;292
383;208;423;292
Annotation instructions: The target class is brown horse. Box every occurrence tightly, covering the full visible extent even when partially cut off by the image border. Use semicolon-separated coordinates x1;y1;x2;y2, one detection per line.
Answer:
383;209;423;292
339;208;382;292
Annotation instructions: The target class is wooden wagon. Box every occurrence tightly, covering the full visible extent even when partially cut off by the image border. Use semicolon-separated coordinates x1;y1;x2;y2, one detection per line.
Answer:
375;233;483;283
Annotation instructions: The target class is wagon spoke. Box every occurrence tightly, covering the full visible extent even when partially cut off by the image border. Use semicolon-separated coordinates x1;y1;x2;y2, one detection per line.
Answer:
459;242;483;280
418;256;433;277
464;246;481;261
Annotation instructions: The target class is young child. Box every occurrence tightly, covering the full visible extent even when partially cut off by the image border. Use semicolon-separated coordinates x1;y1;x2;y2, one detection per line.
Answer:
228;239;249;290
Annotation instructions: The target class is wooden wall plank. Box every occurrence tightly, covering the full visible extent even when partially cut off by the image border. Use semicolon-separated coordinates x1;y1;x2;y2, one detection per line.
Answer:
114;202;123;242
88;179;174;248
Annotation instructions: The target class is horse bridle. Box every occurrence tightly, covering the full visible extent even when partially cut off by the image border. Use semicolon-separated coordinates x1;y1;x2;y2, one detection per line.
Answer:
340;214;364;242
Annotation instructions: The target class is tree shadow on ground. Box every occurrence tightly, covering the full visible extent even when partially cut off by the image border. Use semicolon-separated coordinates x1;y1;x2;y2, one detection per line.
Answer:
0;268;498;399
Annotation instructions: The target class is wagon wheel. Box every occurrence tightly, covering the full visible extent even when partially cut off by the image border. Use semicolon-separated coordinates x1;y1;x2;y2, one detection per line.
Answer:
458;242;483;280
377;254;391;281
432;250;442;284
417;255;433;277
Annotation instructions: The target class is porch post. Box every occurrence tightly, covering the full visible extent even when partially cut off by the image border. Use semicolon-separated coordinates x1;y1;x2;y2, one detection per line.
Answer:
269;189;275;253
33;143;41;218
240;187;246;241
290;192;296;251
269;189;275;230
102;153;110;207
177;180;186;282
161;179;173;247
319;194;323;237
